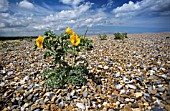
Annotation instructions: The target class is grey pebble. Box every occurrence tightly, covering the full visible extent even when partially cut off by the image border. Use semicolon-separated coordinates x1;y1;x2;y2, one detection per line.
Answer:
27;94;34;100
7;71;13;76
157;87;165;92
76;103;85;109
83;91;88;97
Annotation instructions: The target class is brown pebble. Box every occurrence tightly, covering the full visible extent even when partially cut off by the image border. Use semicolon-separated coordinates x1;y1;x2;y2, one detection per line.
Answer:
50;104;57;111
124;105;132;111
150;89;157;94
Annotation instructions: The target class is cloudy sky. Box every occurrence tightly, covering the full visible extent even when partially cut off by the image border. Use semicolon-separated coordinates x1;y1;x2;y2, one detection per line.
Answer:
0;0;170;36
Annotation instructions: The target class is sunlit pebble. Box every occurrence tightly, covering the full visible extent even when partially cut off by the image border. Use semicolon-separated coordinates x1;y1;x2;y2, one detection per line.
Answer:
76;103;85;109
104;66;109;70
120;89;126;94
115;84;123;90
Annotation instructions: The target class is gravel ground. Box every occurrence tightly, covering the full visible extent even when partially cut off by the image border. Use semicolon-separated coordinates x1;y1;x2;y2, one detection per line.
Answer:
0;32;170;111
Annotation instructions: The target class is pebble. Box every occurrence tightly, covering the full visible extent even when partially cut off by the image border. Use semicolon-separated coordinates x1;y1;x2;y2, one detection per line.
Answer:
135;92;142;98
157;87;165;92
127;84;136;89
152;107;165;111
131;102;139;108
23;76;29;82
76;103;86;109
83;91;88;97
0;33;170;110
120;89;126;94
7;71;13;76
70;90;76;96
115;84;123;90
104;66;109;70
27;94;34;101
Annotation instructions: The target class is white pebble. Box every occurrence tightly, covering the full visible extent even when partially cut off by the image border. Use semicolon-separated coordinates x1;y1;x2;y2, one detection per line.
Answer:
76;103;85;109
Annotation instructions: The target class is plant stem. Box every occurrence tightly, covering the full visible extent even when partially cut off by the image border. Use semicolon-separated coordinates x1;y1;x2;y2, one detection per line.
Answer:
84;27;88;39
73;46;76;65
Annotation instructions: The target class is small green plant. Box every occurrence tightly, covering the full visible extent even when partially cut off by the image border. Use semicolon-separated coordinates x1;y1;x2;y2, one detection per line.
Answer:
123;33;128;38
98;33;107;40
35;27;93;89
0;41;8;48
114;32;124;40
14;40;20;45
114;32;128;40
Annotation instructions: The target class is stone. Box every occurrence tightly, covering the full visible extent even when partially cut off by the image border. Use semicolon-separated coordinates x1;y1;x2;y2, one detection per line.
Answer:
83;91;88;98
43;92;54;98
51;104;57;111
76;103;86;109
31;103;39;110
131;108;141;111
157;87;165;92
58;101;64;108
34;108;41;111
150;89;157;94
0;82;5;87
131;102;139;108
144;93;152;102
165;105;170;111
23;76;29;82
51;96;57;103
7;71;13;76
27;94;34;101
43;104;50;111
124;105;132;111
22;103;29;110
104;66;109;70
39;99;44;104
115;73;121;78
135;92;142;98
66;95;71;101
152;107;164;111
103;102;109;108
2;108;8;111
127;84;136;89
70;90;76;96
115;84;123;90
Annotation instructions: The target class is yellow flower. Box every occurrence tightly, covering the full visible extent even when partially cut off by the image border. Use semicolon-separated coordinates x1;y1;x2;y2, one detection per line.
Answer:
49;37;53;41
70;34;80;46
36;36;44;49
66;27;74;35
3;41;7;44
82;36;85;40
14;40;19;44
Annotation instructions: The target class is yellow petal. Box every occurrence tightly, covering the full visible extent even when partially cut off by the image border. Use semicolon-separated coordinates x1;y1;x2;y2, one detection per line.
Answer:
70;34;80;46
66;27;74;35
36;36;44;49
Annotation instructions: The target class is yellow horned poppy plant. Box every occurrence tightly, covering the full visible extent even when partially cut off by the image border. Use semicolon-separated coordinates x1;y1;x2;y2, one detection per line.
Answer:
70;34;80;46
36;36;44;49
66;27;74;35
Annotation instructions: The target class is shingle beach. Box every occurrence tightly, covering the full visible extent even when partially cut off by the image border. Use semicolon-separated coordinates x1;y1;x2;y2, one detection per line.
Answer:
0;33;170;111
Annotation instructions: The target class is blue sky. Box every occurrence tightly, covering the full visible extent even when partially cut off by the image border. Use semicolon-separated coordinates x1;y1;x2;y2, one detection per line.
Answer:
0;0;170;36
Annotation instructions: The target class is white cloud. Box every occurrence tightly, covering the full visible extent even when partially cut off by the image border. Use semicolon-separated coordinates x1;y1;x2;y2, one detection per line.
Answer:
66;20;76;24
106;0;114;8
0;0;8;12
0;23;5;28
18;0;34;9
0;13;9;18
44;2;93;21
59;0;84;5
114;1;140;13
113;0;170;18
0;0;169;36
